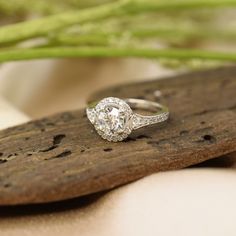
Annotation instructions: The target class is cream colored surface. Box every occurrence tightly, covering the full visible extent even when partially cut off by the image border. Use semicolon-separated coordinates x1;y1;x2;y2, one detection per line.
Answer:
1;170;236;236
0;59;235;236
0;95;29;129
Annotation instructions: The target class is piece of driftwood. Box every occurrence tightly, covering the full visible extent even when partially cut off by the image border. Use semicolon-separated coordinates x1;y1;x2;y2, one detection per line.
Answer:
0;66;236;206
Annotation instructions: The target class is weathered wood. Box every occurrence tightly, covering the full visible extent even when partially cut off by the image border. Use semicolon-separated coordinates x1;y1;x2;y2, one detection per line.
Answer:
0;66;236;205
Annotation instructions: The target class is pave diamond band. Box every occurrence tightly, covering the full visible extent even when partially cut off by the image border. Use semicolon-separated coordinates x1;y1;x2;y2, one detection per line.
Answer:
124;98;169;130
86;97;169;142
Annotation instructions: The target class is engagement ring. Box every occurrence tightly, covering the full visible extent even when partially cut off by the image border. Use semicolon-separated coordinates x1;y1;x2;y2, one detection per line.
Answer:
86;97;169;142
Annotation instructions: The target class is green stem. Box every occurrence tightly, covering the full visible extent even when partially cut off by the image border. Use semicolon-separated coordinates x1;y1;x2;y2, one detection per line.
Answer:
0;46;236;62
131;28;236;41
0;1;126;44
0;0;63;15
1;0;236;44
53;28;236;47
0;0;111;16
51;34;111;46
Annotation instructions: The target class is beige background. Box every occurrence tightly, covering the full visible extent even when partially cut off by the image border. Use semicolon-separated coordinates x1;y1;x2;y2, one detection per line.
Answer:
0;59;235;236
0;58;174;118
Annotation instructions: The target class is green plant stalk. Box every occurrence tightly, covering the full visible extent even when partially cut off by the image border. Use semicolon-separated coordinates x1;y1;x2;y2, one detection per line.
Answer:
0;46;236;62
131;28;236;41
0;0;64;15
0;0;112;16
50;34;111;46
52;28;236;47
0;1;126;44
1;0;236;45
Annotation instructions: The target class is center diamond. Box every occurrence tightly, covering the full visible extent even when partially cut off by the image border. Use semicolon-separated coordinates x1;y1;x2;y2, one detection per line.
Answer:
96;105;127;135
88;97;133;142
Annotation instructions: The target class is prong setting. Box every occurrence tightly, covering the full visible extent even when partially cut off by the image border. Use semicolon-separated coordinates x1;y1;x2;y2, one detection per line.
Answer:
86;97;133;142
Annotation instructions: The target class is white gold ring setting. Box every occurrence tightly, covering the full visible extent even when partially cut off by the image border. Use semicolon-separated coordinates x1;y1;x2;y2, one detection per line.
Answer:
86;97;169;142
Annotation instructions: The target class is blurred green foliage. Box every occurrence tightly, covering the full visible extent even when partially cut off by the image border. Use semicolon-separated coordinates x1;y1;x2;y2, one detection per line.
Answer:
0;0;111;17
0;0;235;69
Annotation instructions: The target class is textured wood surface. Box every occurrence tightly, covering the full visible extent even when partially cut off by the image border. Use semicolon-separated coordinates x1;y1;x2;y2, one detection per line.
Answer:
0;66;236;205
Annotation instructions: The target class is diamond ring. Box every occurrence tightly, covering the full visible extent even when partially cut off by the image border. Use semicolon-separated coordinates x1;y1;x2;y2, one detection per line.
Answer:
86;97;169;142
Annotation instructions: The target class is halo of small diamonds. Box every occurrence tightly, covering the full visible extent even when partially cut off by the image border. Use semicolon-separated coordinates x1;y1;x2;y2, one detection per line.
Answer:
87;97;133;142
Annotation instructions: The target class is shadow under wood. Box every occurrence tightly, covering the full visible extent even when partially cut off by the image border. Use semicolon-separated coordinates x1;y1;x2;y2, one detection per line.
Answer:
190;152;236;168
0;191;108;218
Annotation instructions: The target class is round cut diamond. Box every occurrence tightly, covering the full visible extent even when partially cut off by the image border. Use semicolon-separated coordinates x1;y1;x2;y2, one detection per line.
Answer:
96;106;127;134
91;97;133;141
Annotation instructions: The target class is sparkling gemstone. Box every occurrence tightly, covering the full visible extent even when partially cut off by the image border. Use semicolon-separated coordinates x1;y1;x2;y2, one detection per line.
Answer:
87;97;133;142
96;105;127;135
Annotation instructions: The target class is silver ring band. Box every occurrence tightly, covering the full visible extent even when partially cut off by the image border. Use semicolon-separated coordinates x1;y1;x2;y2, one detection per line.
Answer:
124;98;169;130
86;97;169;142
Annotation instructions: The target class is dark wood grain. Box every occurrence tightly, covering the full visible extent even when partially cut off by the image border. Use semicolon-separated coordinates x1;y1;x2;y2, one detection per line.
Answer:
0;66;236;205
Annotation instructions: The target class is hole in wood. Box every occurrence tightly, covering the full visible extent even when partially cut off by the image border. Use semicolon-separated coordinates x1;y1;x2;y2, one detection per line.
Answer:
40;145;57;152
55;150;72;158
136;134;151;139
0;159;7;164
103;148;113;152
203;134;216;143
3;183;11;188
53;134;66;145
46;150;72;160
39;134;66;153
7;153;17;158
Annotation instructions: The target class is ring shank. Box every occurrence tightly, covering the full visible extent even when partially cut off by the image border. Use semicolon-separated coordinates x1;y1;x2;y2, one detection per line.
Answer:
124;98;169;130
124;98;169;114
